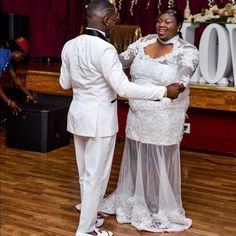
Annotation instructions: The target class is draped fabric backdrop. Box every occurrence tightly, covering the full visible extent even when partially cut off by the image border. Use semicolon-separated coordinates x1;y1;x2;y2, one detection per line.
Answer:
0;0;230;59
0;0;87;59
117;0;219;35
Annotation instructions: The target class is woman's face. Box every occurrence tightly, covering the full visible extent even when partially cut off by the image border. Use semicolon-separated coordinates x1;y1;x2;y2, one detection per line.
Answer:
156;13;180;41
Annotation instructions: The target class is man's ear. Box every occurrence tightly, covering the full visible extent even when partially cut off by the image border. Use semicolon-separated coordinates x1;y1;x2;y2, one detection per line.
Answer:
103;16;109;27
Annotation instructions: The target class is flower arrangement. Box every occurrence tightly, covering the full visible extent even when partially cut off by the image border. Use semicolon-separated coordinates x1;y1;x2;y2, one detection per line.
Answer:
191;3;236;24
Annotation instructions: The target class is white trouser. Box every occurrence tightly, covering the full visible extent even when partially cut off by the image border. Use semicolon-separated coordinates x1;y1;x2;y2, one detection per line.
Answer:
74;134;116;234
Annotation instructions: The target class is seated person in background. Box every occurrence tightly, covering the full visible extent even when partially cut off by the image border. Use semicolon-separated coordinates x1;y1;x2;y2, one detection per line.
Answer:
0;37;34;115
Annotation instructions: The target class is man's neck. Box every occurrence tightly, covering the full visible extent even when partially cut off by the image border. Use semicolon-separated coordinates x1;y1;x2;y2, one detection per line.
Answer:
86;27;106;37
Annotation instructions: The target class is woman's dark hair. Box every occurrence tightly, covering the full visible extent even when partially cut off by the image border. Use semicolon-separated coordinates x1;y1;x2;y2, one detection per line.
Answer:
160;8;184;39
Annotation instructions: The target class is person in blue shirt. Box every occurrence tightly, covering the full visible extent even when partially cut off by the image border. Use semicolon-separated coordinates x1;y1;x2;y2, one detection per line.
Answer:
0;37;34;114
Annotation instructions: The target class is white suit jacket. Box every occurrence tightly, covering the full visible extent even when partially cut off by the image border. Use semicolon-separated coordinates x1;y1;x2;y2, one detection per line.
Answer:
60;34;166;138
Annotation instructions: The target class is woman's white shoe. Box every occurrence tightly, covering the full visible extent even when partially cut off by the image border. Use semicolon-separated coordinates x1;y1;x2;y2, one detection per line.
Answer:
95;218;104;227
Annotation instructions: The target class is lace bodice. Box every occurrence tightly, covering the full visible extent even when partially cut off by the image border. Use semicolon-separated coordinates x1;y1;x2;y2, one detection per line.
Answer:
119;35;199;145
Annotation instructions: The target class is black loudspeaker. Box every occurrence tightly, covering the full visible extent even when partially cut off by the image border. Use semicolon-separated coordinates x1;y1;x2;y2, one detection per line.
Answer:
6;103;70;152
0;13;29;42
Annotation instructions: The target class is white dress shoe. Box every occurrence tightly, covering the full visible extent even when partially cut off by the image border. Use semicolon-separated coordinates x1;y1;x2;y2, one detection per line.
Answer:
94;229;113;236
76;229;113;236
75;232;91;236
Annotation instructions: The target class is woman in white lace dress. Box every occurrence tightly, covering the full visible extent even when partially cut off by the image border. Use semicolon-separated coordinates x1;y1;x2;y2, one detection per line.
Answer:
98;8;199;232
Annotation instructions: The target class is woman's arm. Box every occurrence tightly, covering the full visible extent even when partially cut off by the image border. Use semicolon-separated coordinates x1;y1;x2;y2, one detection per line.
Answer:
118;36;145;69
8;67;34;102
0;85;10;105
0;85;21;113
176;44;199;87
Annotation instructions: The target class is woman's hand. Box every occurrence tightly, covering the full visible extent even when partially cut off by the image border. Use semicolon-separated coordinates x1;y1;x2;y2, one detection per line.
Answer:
8;100;22;115
26;92;34;102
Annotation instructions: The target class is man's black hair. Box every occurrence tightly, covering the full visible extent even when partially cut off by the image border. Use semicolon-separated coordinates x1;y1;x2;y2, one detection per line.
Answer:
87;0;115;16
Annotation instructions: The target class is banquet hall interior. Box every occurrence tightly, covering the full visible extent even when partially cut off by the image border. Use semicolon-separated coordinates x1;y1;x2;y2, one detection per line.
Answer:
0;0;236;235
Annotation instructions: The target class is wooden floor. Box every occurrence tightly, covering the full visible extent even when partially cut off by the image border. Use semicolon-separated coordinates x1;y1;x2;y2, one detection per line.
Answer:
0;126;236;236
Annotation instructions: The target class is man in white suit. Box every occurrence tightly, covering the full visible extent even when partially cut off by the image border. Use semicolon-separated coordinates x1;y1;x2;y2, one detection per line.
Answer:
59;1;184;235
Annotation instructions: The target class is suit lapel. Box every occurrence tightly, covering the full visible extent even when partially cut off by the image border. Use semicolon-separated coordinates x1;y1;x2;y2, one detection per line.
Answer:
83;29;107;42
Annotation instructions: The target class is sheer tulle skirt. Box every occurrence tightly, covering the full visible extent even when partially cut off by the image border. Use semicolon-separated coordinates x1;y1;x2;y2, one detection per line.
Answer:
98;137;192;232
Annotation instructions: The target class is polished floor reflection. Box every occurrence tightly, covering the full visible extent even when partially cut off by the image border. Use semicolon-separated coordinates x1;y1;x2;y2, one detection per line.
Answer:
0;127;236;236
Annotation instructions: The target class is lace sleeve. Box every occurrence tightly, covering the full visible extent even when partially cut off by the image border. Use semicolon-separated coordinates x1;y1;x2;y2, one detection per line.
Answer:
177;45;199;87
118;37;143;69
